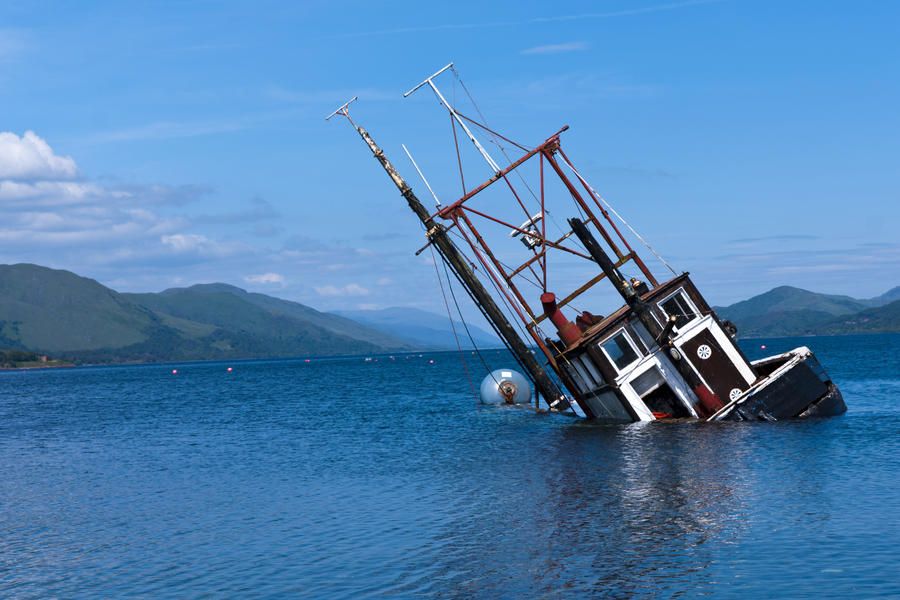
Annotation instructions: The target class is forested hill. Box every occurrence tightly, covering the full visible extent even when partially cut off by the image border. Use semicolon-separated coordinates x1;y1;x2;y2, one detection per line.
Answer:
1;264;896;362
716;285;900;337
0;264;413;362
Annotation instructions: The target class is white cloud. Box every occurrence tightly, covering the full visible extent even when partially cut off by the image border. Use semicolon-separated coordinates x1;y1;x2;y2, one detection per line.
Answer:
0;130;442;310
161;233;209;252
0;130;241;269
314;283;370;297
0;131;78;180
160;233;242;258
521;41;589;55
245;272;285;284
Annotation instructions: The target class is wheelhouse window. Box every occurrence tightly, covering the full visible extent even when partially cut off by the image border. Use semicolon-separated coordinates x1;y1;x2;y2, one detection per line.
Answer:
599;330;641;372
658;288;699;329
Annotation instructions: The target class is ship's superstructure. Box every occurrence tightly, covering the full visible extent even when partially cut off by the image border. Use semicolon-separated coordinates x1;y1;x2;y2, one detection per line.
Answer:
328;65;846;422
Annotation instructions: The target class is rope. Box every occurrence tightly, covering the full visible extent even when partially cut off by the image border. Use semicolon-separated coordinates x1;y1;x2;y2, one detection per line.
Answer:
429;244;478;401
449;113;467;195
450;67;582;281
441;255;499;388
559;155;678;277
451;68;545;209
447;228;534;346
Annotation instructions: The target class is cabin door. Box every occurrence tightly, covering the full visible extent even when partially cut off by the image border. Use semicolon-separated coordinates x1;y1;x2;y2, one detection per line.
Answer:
679;328;749;402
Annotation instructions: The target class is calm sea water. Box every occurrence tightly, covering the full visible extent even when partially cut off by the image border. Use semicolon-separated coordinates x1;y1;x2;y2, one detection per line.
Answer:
1;334;898;598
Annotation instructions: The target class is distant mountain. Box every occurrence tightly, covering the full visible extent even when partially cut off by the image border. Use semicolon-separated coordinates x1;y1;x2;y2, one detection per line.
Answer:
0;264;159;352
817;299;900;334
3;263;894;363
866;286;900;307
333;307;500;350
716;285;900;337
0;264;414;363
124;284;411;353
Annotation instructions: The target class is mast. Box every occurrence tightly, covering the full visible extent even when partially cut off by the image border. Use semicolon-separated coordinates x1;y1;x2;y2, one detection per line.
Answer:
568;217;725;416
327;99;570;411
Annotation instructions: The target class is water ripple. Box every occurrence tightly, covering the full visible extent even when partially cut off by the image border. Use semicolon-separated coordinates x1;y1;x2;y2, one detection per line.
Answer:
0;338;898;597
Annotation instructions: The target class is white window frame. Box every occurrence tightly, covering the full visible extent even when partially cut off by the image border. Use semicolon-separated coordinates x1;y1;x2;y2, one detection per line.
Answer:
597;327;642;375
657;287;700;332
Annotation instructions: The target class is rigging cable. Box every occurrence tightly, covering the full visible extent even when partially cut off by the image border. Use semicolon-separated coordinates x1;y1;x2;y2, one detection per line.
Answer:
447;227;535;347
451;66;573;246
441;253;499;387
560;155;679;277
428;244;479;401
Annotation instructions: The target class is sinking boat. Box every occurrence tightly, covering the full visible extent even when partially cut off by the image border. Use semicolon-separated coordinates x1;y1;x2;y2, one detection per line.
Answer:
328;64;846;423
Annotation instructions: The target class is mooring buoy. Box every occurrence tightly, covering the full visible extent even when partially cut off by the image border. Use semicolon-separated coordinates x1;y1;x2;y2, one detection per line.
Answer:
479;369;530;405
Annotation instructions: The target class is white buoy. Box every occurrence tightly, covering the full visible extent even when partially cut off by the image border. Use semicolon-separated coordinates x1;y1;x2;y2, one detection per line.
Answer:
479;369;531;405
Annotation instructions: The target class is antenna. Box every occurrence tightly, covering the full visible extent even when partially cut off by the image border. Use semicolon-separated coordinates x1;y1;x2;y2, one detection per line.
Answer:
402;144;441;207
402;63;455;98
403;63;502;175
325;96;358;122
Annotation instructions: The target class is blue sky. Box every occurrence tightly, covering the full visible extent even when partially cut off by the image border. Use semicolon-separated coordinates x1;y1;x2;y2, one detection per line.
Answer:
1;0;898;319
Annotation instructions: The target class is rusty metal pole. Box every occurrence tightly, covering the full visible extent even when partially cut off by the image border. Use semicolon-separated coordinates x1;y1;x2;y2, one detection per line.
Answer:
337;116;570;412
569;217;720;416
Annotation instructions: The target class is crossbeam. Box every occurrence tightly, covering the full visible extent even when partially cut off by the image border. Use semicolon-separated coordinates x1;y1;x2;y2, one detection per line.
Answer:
531;253;636;325
434;127;568;220
325;96;358;121
404;63;501;174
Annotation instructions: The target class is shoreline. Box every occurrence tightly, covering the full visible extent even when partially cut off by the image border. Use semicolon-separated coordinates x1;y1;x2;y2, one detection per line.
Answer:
0;361;76;371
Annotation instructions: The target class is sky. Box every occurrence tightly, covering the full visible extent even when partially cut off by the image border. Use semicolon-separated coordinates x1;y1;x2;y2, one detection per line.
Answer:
1;0;898;321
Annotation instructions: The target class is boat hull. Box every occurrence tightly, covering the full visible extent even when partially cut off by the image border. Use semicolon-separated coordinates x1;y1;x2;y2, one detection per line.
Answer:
710;347;846;421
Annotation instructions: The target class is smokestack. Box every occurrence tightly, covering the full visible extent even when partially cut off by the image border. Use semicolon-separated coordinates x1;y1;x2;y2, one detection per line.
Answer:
541;292;582;347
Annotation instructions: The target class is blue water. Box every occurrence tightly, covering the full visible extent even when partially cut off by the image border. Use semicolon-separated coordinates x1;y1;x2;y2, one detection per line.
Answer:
1;335;898;598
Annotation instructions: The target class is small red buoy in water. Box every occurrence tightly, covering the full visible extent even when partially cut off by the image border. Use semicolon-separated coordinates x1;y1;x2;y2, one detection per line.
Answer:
227;367;233;373
172;369;178;375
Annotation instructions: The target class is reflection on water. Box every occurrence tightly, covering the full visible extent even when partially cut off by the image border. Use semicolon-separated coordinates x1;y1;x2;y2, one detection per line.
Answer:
0;336;898;597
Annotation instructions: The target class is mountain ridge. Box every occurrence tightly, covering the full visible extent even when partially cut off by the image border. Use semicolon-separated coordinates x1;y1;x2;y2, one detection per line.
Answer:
0;264;417;362
333;307;500;350
1;263;897;362
716;285;900;337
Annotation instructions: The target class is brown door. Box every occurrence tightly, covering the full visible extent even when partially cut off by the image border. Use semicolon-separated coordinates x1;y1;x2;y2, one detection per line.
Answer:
680;328;748;402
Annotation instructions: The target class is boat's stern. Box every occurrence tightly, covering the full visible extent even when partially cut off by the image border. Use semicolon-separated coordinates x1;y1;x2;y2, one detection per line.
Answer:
709;347;846;421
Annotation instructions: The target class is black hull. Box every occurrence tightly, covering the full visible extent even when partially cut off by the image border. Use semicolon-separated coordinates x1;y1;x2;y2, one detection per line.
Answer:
713;348;846;422
798;383;846;418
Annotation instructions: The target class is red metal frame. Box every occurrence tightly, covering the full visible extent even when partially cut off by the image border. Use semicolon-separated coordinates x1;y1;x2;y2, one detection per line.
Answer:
432;123;659;367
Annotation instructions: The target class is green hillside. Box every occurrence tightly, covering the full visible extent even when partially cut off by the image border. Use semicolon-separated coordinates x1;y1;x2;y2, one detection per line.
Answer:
0;264;414;362
718;286;864;318
122;284;412;356
0;264;158;351
136;283;411;349
716;285;900;337
4;263;895;361
817;300;900;334
868;286;900;307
